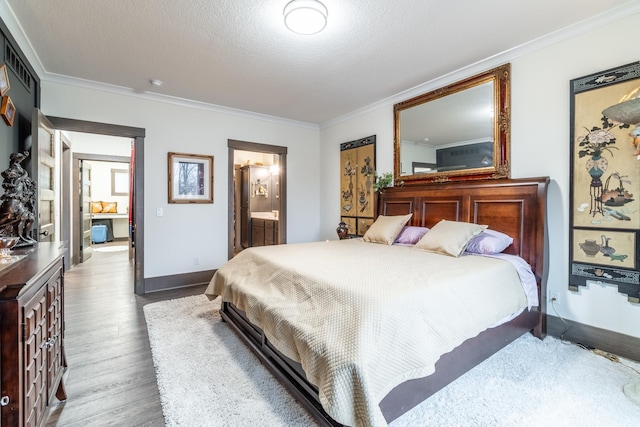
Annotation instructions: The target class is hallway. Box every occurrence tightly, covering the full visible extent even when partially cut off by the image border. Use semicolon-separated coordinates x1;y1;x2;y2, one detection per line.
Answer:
46;243;205;426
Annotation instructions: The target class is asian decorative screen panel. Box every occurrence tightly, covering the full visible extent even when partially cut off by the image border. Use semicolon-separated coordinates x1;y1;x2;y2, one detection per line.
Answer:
340;135;376;237
569;62;640;303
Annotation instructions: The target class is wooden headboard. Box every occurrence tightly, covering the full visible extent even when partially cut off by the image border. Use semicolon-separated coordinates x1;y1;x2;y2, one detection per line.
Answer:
377;177;549;284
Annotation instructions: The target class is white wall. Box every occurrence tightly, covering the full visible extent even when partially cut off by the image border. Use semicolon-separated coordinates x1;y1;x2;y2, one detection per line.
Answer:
84;160;130;213
320;13;640;338
43;83;321;278
234;150;275;167
69;132;132;157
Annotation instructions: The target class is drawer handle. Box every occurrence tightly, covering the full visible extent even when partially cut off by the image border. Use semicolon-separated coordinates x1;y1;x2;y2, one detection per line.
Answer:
41;337;57;349
0;396;9;406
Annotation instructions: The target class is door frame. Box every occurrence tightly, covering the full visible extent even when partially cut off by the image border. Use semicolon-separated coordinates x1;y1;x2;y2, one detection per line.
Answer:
72;153;131;264
227;139;287;260
60;133;71;271
48;116;146;295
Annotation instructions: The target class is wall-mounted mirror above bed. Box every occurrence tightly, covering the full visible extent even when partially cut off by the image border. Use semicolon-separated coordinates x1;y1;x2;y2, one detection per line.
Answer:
394;64;511;184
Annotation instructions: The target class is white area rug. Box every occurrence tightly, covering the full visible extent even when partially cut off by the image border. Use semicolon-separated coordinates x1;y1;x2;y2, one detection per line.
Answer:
93;245;128;252
144;295;640;427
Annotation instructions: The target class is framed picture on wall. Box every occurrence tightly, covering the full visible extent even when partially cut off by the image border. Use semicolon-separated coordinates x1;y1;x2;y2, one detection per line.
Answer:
568;61;640;302
0;96;16;126
0;64;9;96
168;152;214;203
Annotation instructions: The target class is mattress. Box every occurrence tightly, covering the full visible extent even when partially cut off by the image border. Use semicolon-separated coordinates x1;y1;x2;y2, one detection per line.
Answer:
206;239;532;426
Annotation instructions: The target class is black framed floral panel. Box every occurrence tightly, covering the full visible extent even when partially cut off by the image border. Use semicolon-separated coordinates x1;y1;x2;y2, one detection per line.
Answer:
569;61;640;302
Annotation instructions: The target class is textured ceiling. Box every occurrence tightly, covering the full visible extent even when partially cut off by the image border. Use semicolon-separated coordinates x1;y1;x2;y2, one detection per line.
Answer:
3;0;636;125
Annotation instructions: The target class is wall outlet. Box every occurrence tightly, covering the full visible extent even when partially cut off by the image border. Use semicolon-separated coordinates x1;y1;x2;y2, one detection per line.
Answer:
549;290;560;302
193;256;199;265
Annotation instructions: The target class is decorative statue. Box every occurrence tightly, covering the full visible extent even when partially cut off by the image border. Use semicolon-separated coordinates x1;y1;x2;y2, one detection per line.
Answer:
0;151;37;246
336;221;349;240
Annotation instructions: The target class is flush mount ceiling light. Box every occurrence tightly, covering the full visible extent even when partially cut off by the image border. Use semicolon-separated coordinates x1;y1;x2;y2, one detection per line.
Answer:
283;0;328;35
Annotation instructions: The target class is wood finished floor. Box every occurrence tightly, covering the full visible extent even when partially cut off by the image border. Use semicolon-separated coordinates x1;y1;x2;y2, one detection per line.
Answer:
46;242;207;426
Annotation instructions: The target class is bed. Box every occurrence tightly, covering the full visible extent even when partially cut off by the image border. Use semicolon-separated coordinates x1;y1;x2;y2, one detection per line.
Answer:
205;177;549;426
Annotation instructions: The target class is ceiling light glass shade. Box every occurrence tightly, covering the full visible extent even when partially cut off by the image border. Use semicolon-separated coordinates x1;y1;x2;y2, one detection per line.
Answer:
602;85;640;125
283;0;328;35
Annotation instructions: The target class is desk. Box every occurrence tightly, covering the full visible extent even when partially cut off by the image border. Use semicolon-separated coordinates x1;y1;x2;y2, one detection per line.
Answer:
91;214;129;240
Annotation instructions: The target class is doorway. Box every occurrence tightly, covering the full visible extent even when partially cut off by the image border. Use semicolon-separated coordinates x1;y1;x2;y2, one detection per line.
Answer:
227;140;287;260
73;154;132;264
48;116;147;295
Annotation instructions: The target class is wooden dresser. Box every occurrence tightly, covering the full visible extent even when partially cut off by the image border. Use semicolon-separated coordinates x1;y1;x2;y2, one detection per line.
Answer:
0;243;66;427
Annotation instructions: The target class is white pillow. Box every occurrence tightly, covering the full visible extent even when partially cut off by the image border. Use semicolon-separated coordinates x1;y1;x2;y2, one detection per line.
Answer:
413;219;487;257
362;213;413;245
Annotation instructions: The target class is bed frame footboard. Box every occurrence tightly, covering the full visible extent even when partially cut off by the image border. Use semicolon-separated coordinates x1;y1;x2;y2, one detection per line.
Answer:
221;301;540;426
220;301;344;427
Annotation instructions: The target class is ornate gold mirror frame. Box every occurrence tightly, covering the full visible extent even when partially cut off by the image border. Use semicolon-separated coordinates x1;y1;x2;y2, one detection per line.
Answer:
393;63;511;184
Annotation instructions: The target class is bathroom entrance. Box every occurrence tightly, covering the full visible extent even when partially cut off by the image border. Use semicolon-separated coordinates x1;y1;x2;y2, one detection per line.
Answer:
227;139;287;259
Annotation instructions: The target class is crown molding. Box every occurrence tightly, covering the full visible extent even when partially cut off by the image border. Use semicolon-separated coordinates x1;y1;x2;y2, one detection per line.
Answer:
42;73;320;130
320;1;640;130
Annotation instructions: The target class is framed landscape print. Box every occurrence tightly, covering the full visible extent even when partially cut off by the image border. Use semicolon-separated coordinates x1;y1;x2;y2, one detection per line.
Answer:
569;61;640;302
168;152;214;203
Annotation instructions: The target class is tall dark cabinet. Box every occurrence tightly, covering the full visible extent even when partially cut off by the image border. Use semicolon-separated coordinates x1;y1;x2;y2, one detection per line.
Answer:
240;165;279;249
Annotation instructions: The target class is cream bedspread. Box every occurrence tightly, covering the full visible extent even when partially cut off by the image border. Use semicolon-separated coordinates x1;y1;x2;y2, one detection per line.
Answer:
205;239;528;427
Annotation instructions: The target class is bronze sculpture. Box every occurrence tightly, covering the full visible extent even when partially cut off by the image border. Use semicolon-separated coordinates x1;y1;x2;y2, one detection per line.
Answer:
0;151;37;246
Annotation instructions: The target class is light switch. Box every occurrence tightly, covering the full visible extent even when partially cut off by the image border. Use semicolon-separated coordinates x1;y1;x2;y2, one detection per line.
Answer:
156;208;163;217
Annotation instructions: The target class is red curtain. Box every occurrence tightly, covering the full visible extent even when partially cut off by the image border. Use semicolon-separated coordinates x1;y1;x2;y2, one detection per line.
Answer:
129;140;135;239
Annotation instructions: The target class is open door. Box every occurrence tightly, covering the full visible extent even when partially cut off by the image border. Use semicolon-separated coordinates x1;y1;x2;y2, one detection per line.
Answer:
79;160;93;262
31;109;56;242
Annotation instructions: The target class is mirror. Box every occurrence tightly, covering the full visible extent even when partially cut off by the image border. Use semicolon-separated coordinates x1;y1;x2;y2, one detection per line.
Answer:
394;64;510;184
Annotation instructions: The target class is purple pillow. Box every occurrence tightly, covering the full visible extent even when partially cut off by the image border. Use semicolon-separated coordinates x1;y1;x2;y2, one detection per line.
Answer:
465;229;513;254
393;226;430;245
